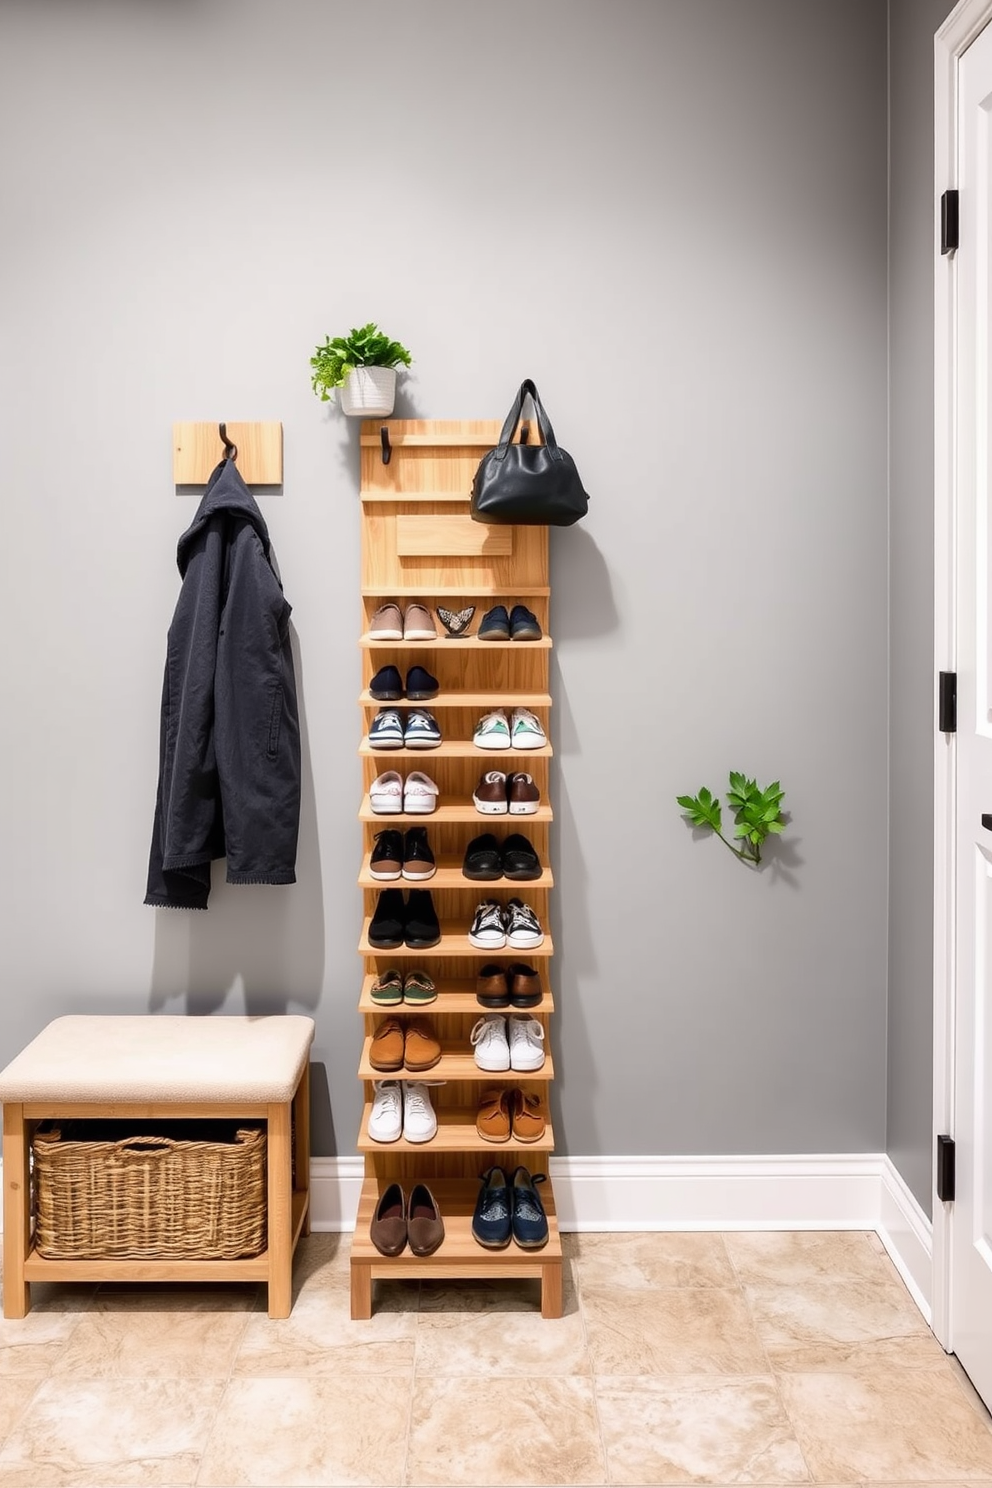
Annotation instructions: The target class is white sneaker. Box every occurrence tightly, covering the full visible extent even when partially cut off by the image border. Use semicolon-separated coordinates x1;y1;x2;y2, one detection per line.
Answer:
402;1081;438;1143
403;771;439;814
508;1015;545;1071
471;1014;510;1071
369;771;403;814
510;708;547;749
368;1080;403;1143
473;709;511;749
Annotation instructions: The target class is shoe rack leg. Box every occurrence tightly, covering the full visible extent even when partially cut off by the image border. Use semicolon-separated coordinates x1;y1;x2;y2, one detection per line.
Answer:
540;1258;562;1320
266;1100;293;1319
2;1104;30;1319
351;1262;372;1320
293;1061;311;1237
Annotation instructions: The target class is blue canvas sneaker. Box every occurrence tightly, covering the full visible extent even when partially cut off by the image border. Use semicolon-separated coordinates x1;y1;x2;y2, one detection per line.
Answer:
509;1166;549;1249
369;709;404;749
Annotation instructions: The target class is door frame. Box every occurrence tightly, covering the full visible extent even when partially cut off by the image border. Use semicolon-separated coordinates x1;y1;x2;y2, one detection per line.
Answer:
934;0;992;1353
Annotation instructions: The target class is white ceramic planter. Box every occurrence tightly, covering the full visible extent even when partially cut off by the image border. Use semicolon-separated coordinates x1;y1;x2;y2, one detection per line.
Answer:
339;366;396;418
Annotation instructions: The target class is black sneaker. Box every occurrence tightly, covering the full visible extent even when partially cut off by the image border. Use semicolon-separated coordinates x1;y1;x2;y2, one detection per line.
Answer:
501;833;541;881
370;664;403;701
402;827;436;881
509;605;542;641
478;604;510;640
370;829;404;881
405;665;439;700
369;888;405;949
404;889;441;949
462;833;503;881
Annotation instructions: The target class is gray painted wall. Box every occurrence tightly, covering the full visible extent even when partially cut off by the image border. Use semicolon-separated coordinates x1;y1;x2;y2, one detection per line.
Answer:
1;0;891;1160
887;0;955;1218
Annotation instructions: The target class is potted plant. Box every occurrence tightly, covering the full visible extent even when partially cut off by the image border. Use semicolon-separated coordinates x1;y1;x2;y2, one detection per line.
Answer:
310;322;412;417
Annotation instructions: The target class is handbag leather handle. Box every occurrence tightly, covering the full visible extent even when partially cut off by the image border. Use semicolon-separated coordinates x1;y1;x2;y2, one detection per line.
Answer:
494;379;563;463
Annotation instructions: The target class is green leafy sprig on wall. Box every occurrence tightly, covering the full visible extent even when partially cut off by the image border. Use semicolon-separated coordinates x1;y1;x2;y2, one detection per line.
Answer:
676;773;786;867
310;322;412;401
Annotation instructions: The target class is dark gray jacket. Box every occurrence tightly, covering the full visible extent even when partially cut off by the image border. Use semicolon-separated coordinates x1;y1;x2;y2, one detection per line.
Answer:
144;459;301;909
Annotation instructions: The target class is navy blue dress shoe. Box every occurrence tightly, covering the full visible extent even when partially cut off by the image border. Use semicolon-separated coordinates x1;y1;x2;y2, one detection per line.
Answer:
509;1166;549;1249
478;605;511;640
509;605;543;641
405;665;439;700
472;1166;512;1249
370;664;403;701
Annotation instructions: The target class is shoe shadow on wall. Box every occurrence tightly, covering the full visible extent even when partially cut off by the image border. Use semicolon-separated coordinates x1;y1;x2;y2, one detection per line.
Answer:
147;626;336;1153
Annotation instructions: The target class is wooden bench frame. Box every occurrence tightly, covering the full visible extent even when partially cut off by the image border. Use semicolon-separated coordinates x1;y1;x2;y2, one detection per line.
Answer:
2;1063;311;1320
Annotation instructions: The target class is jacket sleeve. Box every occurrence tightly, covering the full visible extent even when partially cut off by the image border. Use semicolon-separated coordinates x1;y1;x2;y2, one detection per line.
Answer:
213;520;301;885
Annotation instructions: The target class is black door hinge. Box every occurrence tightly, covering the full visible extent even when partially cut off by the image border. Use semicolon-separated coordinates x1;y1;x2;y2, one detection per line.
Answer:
937;1135;956;1202
939;671;957;733
942;190;960;255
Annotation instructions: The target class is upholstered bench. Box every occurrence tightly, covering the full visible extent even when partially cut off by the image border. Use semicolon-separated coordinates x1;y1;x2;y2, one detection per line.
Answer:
0;1015;314;1319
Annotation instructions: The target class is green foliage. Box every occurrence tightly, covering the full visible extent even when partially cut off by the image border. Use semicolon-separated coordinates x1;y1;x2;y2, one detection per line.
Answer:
676;772;786;866
310;322;413;401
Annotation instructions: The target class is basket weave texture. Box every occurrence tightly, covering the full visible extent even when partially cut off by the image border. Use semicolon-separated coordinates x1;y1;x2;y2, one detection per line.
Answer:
32;1121;267;1260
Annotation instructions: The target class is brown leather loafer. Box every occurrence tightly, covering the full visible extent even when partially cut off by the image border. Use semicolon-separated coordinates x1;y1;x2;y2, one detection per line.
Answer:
476;1087;511;1142
369;1017;405;1072
369;1182;406;1256
508;963;542;1008
476;964;510;1008
404;1018;441;1071
511;1088;546;1143
406;1183;444;1255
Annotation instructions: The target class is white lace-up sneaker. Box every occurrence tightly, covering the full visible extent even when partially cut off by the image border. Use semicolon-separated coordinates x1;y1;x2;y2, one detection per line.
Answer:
402;1081;438;1143
369;771;403;814
508;1015;546;1071
471;1014;511;1071
510;708;547;749
403;771;439;814
473;709;511;750
368;1080;403;1143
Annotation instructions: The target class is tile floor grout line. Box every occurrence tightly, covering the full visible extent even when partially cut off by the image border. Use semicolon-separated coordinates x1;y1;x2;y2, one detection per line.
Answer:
569;1238;614;1487
190;1282;262;1488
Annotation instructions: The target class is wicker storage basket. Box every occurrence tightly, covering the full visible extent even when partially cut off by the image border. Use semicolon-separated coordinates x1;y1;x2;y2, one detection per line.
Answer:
32;1121;267;1260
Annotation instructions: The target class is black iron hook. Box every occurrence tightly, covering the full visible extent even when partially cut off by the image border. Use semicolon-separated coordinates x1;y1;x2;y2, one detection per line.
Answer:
380;426;391;466
219;422;238;463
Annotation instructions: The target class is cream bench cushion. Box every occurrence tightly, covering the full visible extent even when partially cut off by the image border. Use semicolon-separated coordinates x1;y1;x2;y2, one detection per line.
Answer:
0;1015;315;1104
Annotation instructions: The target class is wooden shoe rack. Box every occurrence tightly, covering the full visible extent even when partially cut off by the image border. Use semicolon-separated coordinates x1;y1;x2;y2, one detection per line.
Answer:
350;419;563;1318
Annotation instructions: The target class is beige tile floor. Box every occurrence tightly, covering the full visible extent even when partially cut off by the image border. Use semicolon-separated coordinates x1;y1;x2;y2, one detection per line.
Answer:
1;1229;991;1486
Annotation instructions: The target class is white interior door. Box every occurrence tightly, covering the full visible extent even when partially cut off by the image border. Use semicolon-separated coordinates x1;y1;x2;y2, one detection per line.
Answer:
953;14;992;1410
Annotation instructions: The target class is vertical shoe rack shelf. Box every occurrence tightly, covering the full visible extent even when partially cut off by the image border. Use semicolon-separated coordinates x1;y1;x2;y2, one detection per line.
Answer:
350;418;563;1318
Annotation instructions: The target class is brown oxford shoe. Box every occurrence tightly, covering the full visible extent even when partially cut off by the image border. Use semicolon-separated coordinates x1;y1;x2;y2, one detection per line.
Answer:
476;964;510;1008
369;1017;405;1072
508;963;542;1008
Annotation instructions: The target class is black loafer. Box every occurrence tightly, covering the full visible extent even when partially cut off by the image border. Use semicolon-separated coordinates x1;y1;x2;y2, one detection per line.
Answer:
463;833;503;881
370;664;403;701
404;889;441;948
478;605;510;641
501;833;541;881
368;888;405;949
509;605;543;641
405;665;439;700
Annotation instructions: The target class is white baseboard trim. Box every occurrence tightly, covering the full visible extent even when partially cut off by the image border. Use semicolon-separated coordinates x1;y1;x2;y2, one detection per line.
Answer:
0;1150;934;1319
308;1154;931;1290
877;1154;934;1322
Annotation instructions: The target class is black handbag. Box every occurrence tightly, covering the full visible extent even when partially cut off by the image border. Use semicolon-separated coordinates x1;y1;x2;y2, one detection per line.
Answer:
471;379;589;527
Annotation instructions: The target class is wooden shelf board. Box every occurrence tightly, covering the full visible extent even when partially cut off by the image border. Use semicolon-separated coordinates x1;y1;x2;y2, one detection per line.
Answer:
360;434;497;448
358;977;555;1015
359;1041;554;1083
360;635;552;651
359;857;554;891
359;741;554;761
361;491;471;504
23;1250;271;1283
351;1176;561;1266
358;1106;555;1154
359;921;554;958
359;690;551;709
359;798;553;826
362;585;551;599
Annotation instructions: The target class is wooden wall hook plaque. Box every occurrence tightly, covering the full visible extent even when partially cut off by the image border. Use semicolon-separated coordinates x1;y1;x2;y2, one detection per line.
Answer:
173;422;283;486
